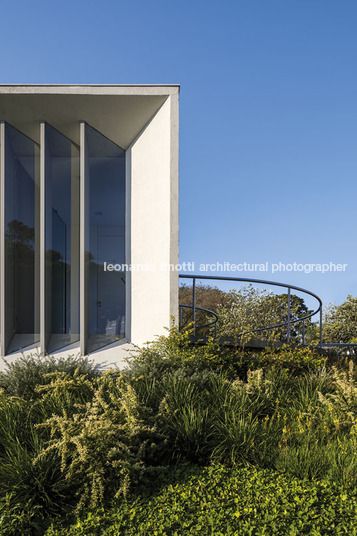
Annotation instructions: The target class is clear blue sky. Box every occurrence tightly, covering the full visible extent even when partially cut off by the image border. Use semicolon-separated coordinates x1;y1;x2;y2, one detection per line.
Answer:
1;0;356;306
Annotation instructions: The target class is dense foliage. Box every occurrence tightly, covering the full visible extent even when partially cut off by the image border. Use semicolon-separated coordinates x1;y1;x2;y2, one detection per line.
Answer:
323;295;357;344
179;283;316;343
0;332;356;534
45;464;357;536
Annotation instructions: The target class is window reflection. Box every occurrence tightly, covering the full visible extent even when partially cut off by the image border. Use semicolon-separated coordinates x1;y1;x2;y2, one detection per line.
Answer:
4;124;40;353
1;122;126;355
45;124;80;352
85;124;125;352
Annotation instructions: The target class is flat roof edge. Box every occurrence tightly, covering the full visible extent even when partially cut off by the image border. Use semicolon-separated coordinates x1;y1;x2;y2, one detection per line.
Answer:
0;84;180;96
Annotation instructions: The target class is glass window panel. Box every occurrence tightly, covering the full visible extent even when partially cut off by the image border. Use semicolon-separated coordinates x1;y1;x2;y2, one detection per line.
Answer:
85;124;125;352
45;124;80;352
0;123;3;355
4;124;40;353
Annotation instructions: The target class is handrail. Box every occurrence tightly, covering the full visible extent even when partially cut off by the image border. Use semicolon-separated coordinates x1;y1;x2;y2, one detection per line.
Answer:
179;304;218;339
179;275;323;346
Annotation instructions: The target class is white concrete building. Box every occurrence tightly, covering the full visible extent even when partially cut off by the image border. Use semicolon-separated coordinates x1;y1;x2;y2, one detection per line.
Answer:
0;85;179;367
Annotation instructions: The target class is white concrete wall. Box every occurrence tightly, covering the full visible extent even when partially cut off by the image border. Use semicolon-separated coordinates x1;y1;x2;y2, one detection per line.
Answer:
127;96;178;345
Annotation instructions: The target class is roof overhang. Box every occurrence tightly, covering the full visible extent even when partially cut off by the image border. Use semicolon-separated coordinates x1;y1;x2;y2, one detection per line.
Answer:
0;85;180;149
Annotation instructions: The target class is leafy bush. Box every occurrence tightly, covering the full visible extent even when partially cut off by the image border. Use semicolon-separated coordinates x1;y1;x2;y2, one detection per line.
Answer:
45;463;357;536
0;334;355;534
323;295;357;344
0;356;99;535
35;370;164;513
256;344;326;374
0;353;98;400
179;283;317;344
0;392;69;535
127;327;326;384
216;285;315;343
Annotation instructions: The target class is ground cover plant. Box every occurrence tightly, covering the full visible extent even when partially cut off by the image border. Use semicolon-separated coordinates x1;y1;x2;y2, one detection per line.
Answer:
45;464;357;536
0;331;357;534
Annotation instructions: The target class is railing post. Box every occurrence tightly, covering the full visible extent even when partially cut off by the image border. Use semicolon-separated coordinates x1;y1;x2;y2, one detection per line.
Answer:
287;287;291;343
179;305;182;330
302;319;305;345
192;277;196;338
319;307;323;348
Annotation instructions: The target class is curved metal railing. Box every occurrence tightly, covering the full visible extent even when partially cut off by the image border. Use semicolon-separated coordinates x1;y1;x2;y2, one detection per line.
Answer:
179;275;323;346
179;304;219;339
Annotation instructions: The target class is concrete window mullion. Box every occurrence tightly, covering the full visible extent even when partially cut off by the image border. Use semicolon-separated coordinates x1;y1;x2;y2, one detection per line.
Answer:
40;122;46;354
80;122;87;355
0;122;5;357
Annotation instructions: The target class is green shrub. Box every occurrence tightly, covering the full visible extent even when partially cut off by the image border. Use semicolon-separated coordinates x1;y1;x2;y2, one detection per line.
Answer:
0;331;356;534
0;357;99;534
127;327;326;385
45;463;357;536
0;353;98;400
36;370;164;513
0;393;69;535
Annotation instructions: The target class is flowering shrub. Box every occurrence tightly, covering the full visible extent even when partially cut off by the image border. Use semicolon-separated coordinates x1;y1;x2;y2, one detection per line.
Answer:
0;332;355;534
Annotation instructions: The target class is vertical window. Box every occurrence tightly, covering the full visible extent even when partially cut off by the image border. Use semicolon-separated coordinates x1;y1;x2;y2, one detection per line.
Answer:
4;124;40;353
84;124;125;352
45;124;80;352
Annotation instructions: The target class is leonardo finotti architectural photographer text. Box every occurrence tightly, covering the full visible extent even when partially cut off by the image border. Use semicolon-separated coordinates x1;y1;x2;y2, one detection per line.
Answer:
103;261;348;274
